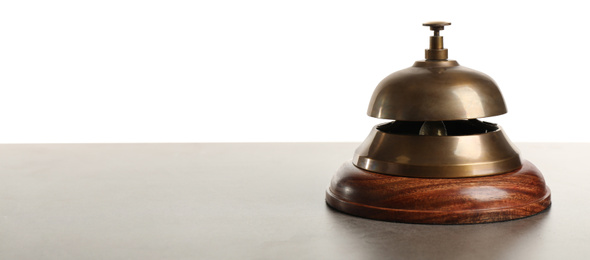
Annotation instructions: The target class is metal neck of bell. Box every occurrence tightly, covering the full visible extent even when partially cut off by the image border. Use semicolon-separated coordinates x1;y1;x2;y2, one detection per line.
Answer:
423;21;450;61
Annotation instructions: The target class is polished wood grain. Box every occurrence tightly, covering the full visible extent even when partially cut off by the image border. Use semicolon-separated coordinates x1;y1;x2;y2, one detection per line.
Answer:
326;160;551;224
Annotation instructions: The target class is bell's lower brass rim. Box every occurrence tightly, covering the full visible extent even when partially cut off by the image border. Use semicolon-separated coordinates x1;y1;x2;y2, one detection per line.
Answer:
353;124;522;178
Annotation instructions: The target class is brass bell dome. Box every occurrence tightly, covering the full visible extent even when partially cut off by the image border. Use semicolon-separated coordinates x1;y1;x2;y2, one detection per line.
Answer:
368;22;507;121
368;61;507;120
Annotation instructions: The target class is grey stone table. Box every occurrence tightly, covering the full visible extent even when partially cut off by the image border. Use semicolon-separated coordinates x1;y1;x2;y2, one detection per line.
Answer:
0;143;588;259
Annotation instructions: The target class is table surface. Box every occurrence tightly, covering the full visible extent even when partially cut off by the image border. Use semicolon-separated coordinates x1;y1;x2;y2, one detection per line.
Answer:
0;142;588;259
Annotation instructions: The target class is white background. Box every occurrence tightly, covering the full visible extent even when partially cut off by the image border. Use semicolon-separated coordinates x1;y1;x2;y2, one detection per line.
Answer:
0;0;587;143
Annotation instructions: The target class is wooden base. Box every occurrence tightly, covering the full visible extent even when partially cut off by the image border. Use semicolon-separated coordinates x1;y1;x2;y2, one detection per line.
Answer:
326;160;551;224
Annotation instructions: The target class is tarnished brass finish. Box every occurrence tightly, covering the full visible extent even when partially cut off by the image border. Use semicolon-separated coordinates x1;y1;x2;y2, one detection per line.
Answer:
425;48;447;60
367;22;507;121
423;21;450;60
423;21;451;30
427;36;446;59
430;36;443;49
425;48;448;60
353;124;522;178
367;60;507;120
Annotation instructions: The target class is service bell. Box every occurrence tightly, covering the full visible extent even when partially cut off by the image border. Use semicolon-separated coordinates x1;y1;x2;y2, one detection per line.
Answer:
326;22;551;224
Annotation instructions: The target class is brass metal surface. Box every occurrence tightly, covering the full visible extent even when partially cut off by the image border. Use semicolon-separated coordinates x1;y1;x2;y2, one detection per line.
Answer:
425;48;448;60
425;35;447;60
423;21;451;28
423;21;450;60
367;60;507;120
353;124;522;178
